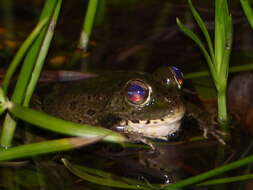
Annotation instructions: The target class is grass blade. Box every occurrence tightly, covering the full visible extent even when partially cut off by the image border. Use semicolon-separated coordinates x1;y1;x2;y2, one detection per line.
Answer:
23;0;62;106
0;137;101;161
2;18;49;93
184;63;253;79
241;0;253;29
0;0;58;148
176;18;216;82
11;0;58;104
188;0;215;63
197;174;253;186
65;161;157;186
215;0;232;75
7;102;126;143
163;153;253;189
62;158;152;189
79;0;99;50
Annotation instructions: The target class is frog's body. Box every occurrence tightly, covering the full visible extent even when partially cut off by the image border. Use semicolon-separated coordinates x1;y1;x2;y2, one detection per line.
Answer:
32;67;224;184
37;67;186;142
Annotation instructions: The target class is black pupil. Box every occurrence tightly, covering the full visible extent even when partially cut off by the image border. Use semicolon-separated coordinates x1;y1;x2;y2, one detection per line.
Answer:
127;83;147;104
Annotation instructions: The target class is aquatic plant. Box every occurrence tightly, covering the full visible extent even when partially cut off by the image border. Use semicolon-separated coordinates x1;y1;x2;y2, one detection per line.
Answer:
177;0;232;131
1;0;253;189
0;0;124;152
241;0;253;29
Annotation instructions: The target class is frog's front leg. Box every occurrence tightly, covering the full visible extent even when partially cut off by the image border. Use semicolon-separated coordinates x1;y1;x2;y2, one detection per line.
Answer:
185;102;227;145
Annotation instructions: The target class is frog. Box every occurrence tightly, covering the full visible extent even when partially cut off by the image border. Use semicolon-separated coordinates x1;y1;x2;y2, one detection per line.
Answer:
32;66;225;183
35;66;221;145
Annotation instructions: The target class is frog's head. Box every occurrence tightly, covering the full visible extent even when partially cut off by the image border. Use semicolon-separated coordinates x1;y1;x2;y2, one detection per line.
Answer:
106;66;186;140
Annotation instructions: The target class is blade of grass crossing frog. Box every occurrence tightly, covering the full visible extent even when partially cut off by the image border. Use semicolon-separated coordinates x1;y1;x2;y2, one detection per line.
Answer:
7;102;126;143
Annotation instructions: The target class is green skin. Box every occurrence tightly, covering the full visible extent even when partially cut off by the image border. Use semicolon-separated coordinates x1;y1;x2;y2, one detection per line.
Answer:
36;67;216;143
33;67;222;179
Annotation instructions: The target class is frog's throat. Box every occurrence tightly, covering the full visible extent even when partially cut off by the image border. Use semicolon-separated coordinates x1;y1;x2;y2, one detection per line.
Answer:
116;111;185;140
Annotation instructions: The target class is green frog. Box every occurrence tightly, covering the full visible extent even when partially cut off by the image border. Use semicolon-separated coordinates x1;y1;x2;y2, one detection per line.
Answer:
33;66;225;184
35;66;220;144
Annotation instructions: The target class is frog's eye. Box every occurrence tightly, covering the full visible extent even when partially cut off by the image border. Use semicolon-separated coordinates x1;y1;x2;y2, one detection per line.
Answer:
171;66;184;88
126;80;151;106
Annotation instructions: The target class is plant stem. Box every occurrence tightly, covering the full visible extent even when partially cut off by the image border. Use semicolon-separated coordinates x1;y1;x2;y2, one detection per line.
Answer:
0;0;58;148
79;0;99;51
0;87;7;115
23;0;62;106
217;88;228;130
0;114;16;148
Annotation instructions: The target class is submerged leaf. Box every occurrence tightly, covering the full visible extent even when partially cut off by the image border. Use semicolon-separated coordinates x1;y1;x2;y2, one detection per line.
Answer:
62;158;157;190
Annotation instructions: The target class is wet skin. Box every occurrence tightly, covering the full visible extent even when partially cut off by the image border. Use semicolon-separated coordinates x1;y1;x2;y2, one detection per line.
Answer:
32;67;223;183
36;67;219;144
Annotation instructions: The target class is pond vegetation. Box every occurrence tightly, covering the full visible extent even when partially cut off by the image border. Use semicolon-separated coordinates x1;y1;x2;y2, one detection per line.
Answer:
1;0;253;189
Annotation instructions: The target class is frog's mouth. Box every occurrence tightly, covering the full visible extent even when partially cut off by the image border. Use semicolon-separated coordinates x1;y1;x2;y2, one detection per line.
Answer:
116;111;185;140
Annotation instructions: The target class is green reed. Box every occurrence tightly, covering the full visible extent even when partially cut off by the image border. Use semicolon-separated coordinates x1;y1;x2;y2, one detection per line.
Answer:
78;0;99;51
1;1;253;189
0;0;60;148
177;0;232;131
0;0;125;159
241;0;253;29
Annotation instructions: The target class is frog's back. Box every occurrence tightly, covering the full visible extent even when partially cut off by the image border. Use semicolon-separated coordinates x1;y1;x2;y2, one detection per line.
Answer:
35;68;186;140
38;71;150;126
